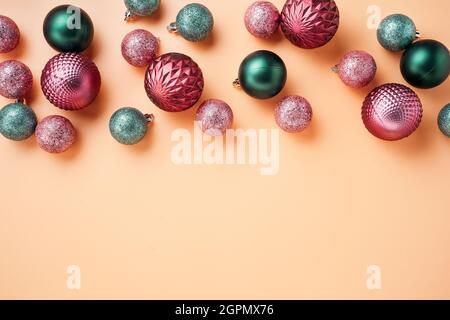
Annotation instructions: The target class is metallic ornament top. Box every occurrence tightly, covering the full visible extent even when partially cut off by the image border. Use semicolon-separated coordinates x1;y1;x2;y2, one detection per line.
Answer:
275;95;312;133
362;83;423;141
144;52;204;112
245;1;281;39
121;29;159;67
377;14;417;52
35;115;76;153
438;103;450;138
334;50;377;88
168;3;214;42
41;53;101;111
0;60;33;99
0;102;37;141
109;107;154;145
195;99;234;136
0;15;20;53
125;0;160;20
281;0;340;49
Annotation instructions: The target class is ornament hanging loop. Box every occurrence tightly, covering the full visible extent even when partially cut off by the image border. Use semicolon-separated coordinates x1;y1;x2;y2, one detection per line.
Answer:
233;79;241;89
167;22;178;33
415;31;421;39
331;65;339;73
124;10;134;21
15;98;26;104
145;114;155;124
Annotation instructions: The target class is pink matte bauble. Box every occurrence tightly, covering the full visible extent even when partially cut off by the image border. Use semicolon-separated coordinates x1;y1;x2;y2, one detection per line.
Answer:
244;1;280;39
41;53;101;111
362;83;423;141
0;15;20;53
121;29;159;67
35;115;76;153
0;60;33;99
335;50;377;88
196;99;234;136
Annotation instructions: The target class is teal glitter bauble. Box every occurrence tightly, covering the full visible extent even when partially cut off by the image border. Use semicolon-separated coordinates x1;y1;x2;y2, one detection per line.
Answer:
43;5;94;52
377;14;417;52
400;40;450;89
0;102;37;141
237;50;287;100
170;3;214;42
109;107;153;145
124;0;160;18
438;104;450;137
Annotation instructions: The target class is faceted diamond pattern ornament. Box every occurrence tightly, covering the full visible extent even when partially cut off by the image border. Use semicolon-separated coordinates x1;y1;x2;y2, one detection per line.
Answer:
144;52;204;112
362;83;423;141
41;53;101;111
281;0;340;49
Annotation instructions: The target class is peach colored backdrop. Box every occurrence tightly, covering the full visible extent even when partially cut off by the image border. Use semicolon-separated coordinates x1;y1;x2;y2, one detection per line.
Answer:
0;0;449;299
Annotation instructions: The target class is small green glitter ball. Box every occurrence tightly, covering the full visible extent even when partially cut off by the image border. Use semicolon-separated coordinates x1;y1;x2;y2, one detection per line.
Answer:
124;0;160;17
109;107;150;145
0;103;37;141
176;3;214;42
377;14;416;52
438;104;450;138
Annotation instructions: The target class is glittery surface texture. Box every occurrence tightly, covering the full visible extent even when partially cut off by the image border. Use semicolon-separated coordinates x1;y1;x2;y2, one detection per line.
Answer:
0;102;37;141
195;99;234;136
377;14;416;52
336;50;377;88
109;107;150;145
0;15;20;53
281;0;340;49
145;52;204;112
175;3;214;42
275;95;312;133
35;115;76;153
41;53;101;111
438;104;450;138
124;0;160;16
0;60;33;99
245;1;280;39
122;29;159;67
362;83;423;141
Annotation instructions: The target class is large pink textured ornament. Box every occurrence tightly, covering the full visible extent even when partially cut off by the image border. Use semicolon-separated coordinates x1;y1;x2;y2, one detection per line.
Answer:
281;0;339;49
245;1;281;39
362;83;423;141
334;50;377;88
196;99;234;136
0;60;33;99
121;29;159;67
35;115;76;153
144;52;204;112
0;15;20;53
41;53;101;111
275;95;312;133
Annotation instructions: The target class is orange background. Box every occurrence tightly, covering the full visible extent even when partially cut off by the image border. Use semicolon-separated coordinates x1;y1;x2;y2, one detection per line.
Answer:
0;0;449;299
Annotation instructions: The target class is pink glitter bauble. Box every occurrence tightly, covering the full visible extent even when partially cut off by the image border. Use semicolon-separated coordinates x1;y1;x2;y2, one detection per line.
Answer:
144;52;204;112
0;15;20;53
0;60;33;99
41;53;101;111
335;50;377;88
362;83;423;141
196;99;234;136
245;1;280;39
275;95;312;133
281;0;340;49
35;115;76;153
121;29;159;68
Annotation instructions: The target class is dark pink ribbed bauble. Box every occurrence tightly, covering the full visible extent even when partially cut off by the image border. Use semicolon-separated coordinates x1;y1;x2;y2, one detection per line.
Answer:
41;53;101;111
281;0;340;49
144;52;204;112
362;83;423;141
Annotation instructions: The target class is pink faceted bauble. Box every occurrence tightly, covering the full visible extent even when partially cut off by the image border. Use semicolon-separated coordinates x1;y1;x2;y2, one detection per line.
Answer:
0;60;33;99
41;53;101;111
281;0;340;49
362;83;423;141
121;29;159;67
196;99;234;136
35;115;76;153
245;1;281;39
0;15;20;53
144;52;204;112
275;95;312;133
335;50;377;88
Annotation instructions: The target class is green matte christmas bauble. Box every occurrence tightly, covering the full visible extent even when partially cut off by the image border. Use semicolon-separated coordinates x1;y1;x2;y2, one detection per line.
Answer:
400;40;450;89
43;5;94;52
438;103;450;137
109;107;153;145
237;50;287;100
0;102;37;141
